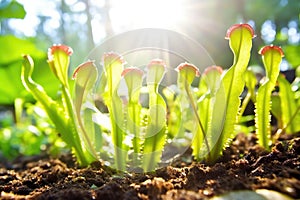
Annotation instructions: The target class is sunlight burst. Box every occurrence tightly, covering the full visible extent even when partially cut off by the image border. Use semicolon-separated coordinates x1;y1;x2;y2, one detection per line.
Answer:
109;0;185;32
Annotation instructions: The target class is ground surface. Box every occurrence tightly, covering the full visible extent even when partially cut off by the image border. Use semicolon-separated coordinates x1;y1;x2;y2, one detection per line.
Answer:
0;133;299;200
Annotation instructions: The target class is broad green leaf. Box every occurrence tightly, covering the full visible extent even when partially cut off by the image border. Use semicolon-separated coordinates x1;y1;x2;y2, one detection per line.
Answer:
0;60;28;104
283;45;300;68
255;45;283;150
0;36;60;105
32;59;61;98
0;58;60;105
0;35;44;64
0;0;26;19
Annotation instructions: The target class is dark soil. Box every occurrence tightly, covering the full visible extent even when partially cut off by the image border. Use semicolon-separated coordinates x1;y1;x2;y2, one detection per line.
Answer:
1;133;299;200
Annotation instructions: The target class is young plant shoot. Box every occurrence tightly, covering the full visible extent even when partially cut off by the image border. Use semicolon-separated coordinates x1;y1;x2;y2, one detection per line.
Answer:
142;59;167;172
21;45;96;166
72;61;100;159
196;66;223;161
176;63;210;161
255;45;284;150
102;52;127;171
208;24;255;164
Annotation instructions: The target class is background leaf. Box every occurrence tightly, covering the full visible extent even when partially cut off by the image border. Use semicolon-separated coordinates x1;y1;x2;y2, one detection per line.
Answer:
283;45;300;68
277;74;300;133
0;0;26;19
0;35;44;65
0;35;60;105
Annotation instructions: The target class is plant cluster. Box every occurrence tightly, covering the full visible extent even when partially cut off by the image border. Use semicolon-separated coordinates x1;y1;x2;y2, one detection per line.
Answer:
21;24;300;172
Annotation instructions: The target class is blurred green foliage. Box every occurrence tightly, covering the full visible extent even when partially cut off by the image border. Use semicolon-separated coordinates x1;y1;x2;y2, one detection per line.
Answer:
0;35;61;105
0;0;62;105
1;0;299;70
185;0;299;68
284;45;300;67
0;1;63;161
0;101;66;160
0;0;25;19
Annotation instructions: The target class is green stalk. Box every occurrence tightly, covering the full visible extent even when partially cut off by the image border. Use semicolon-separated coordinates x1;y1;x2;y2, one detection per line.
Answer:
122;67;143;165
162;88;182;138
274;104;300;141
61;84;96;164
185;81;210;160
176;63;206;158
14;98;24;125
238;69;257;119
